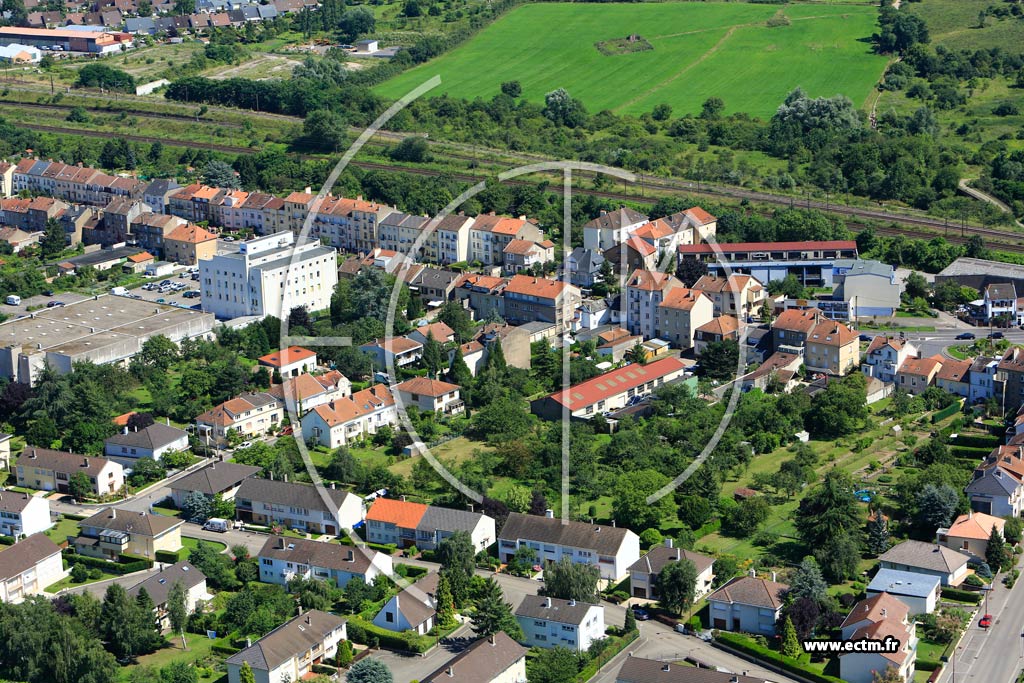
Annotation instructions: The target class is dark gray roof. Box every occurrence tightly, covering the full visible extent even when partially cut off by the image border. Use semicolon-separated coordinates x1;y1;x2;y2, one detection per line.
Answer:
617;657;765;683
388;588;435;626
583;207;648;231
417;506;488;535
63;245;143;268
514;595;600;626
421;632;527;683
628;545;714;576
0;491;38;514
80;508;182;537
707;576;788;610
878;540;971;574
128;561;206;606
170;462;262;495
257;535;382;574
987;282;1017;300
105;422;187;451
0;533;61;580
226;610;345;671
413;268;461;290
17;446;116;478
144;178;181;196
499;512;634;555
570;247;604;270
236;478;357;515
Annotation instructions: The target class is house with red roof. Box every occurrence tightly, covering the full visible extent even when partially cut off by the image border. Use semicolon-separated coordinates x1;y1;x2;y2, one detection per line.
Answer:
694;315;741;356
771;308;822;352
935;358;971;397
531;356;689;420
501;274;580;330
862;336;918;384
395;377;464;415
896;355;943;395
194;391;284;446
300;385;397;448
625;269;683;340
655;287;713;350
365;497;496;551
804;320;859;376
839;592;917;683
691;273;765;320
258;346;317;378
467;213;543;266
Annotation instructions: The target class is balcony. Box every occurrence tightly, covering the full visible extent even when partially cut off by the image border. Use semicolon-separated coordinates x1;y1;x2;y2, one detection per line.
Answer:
444;399;466;416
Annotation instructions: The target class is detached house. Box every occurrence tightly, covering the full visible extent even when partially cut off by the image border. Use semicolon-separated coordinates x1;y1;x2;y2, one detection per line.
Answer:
862;337;918;384
74;508;184;560
301;384;397;449
896;356;943;395
395;377;464;415
983;282;1018;324
968;448;1024;517
226;611;347;683
0;491;52;538
582;207;649;251
866;569;939;615
195;392;284;447
706;574;788;635
420;631;527;683
804;320;859;376
365;497;496;551
840;592;917;683
235;478;363;536
0;533;63;603
936;510;1004;561
878;540;971;587
628;539;714;600
359;337;423;370
515;595;604;653
373;572;437;634
103;422;189;464
258;346;318;378
257;535;392;589
267;370;351;414
128;561;208;629
498;511;640;581
16;447;125;497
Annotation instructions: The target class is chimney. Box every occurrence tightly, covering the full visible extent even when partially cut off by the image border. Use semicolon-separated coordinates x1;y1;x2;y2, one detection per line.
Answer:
122;426;128;435
305;615;311;625
82;458;89;467
283;474;288;483
544;509;554;518
569;599;576;606
771;571;776;582
749;569;756;578
662;664;671;672
246;638;252;648
401;495;406;502
676;549;681;561
277;536;285;549
110;509;116;519
881;608;887;618
331;482;336;490
466;503;474;513
544;597;551;608
488;635;495;646
270;471;274;480
446;667;454;678
166;417;170;426
611;519;616;528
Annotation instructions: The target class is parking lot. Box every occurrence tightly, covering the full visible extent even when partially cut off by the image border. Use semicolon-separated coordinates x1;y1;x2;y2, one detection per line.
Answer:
129;269;202;309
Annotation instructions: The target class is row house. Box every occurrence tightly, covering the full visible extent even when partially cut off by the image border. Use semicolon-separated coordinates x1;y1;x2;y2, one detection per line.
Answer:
0;196;68;233
694;315;741;356
603;236;658;275
226;611;347;683
142;179;181;214
73;508;184;560
301;384;397;448
217;189;250;230
456;274;506;321
582;207;649;251
896;356;943;395
282;190;317;235
567;247;605;288
935;358;972;397
16;447;124;497
235;478;364;535
237;192;286;235
624;269;682;340
0;534;63;604
515;596;604;654
655;286;713;350
164;222;218;265
771;307;822;353
431;214;474;264
968;447;1024;517
469;214;543;266
502;274;580;330
12;159;144;206
503;238;554;274
691;273;765;320
311;195;394;252
129;212;187;257
168;184;226;224
364;497;496;551
862;337;918;384
996;346;1024;413
257;535;392;588
378;211;431;259
498;511;641;581
102;198;151;245
970;356;998;403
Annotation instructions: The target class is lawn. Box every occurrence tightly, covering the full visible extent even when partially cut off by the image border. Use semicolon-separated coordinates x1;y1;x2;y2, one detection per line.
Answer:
906;0;1024;52
119;632;223;683
45;517;81;545
183;536;228;553
375;2;887;117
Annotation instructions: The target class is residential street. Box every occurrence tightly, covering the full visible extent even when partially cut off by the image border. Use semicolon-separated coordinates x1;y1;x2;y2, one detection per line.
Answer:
936;555;1024;683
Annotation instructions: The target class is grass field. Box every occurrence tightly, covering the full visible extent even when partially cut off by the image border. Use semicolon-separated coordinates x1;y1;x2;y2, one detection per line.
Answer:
375;2;888;117
907;0;1024;52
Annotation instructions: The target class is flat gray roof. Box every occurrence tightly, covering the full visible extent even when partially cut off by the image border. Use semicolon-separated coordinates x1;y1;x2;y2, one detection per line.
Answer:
938;257;1024;279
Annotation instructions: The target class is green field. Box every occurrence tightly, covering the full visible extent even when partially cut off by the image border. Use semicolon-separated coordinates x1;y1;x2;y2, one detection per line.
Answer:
907;0;1024;52
375;2;889;117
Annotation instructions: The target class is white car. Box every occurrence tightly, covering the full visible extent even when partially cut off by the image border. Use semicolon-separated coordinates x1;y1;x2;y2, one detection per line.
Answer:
236;441;253;450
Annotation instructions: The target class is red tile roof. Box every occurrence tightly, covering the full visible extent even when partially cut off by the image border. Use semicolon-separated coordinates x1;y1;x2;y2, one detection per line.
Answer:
366;497;428;529
807;320;858;347
658;288;707;311
683;206;716;225
258;346;316;368
772;308;821;334
626;269;677;292
545;356;686;409
396;377;460;398
503;274;568;299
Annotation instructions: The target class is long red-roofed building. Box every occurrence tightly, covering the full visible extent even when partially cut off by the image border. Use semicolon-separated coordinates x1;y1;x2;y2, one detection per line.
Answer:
531;356;689;420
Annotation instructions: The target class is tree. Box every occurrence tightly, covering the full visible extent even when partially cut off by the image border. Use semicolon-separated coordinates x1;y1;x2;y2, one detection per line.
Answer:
201;160;239;190
507;545;538;577
422;330;444;378
986;526;1010;572
338;6;375;41
325;447;363;484
815;532;861;583
780;616;801;658
100;584;160;660
346;658;393;683
612;469;674;531
500;81;522;98
342;577;375;614
624;341;648;365
390;137;430;163
866;512;891;555
239;663;256;683
623;608;636;633
904;271;929;300
181;490;212;524
658;559;698;616
721;496;770;538
915;484;960;530
303;109;347;153
700;97;725;120
437;531;475;608
438;301;475;343
788;557;828;604
805;374;868;439
676;258;707;287
434;573;457;628
167;581;188;650
471;578;522;639
336;640;354;669
785;596;821;641
652;103;673;121
699;340;740;381
1004;516;1023;545
526;647;580;683
872;667;905;683
542;557;600;603
542;88;587;128
71;563;89;582
69;472;93;501
40;218;66;259
796;469;862;549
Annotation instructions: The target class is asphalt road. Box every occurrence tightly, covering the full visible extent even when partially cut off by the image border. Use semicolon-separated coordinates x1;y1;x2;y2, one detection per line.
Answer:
936;554;1024;683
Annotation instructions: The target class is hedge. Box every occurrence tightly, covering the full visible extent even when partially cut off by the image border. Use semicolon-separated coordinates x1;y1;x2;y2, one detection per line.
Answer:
61;550;153;575
336;536;397;555
0;536;14;546
714;631;846;683
917;659;942;671
932;402;962;423
63;513;86;521
344;616;433;653
941;587;981;604
575;630;638;682
953;434;1001;449
156;549;187;564
951;446;995;459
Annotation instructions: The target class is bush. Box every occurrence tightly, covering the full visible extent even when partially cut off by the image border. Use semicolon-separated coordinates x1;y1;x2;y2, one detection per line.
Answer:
714;632;846;683
941;587;981;603
71;563;89;582
344;617;433;653
963;574;984;587
156;549;186;564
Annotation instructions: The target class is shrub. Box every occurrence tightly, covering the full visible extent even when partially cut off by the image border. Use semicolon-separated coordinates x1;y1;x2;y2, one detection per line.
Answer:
714;631;846;683
71;563;89;582
941;587;981;603
963;574;984;587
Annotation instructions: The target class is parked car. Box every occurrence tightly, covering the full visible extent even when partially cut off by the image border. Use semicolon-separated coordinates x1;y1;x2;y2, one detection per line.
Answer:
980;614;993;628
46;300;64;308
956;332;976;340
236;441;253;450
203;518;230;533
631;606;650;621
155;298;166;303
989;331;1005;339
859;334;873;342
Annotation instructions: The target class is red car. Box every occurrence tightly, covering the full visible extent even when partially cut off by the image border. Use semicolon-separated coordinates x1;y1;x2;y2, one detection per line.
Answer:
980;614;993;628
280;426;293;436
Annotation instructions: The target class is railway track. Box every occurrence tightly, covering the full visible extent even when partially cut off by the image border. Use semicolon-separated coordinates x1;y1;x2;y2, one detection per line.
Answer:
19;120;1024;254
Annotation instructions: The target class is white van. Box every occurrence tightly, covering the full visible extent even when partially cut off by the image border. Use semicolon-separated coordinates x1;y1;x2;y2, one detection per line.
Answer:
203;518;230;533
4;295;20;305
110;286;129;296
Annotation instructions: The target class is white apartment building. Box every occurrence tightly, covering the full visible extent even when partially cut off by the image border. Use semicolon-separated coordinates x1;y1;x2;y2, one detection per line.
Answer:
862;337;919;384
498;512;640;582
432;214;474;265
0;492;52;538
625;269;683;340
514;596;605;653
301;384;397;449
582;207;649;251
378;211;431;259
199;231;337;320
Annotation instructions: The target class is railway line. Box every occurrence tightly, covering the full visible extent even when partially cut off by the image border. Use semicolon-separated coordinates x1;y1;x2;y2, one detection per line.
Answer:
17;119;1024;253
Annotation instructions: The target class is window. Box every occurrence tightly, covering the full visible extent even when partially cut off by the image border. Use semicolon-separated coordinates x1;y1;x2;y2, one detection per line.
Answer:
261;559;272;566
385;612;394;623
